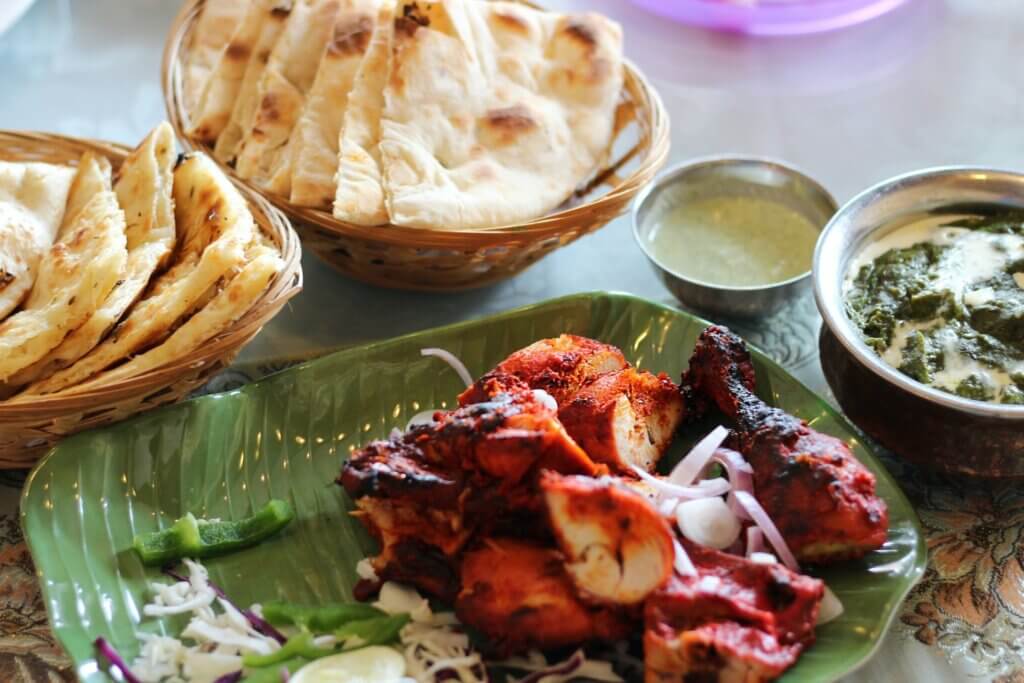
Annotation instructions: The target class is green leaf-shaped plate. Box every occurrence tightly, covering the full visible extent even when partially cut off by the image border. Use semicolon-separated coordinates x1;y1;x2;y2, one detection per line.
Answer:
21;292;925;682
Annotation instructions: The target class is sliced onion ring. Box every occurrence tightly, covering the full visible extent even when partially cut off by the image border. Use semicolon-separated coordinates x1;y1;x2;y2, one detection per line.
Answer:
631;465;731;500
734;491;799;571
817;585;844;625
420;348;473;388
712;448;754;521
745;526;765;558
406;410;439;430
672;538;697;577
668;426;730;486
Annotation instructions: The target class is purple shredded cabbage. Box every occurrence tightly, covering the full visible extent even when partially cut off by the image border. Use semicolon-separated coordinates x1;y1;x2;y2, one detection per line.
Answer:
213;672;243;683
516;651;585;683
94;637;142;683
164;566;287;644
280;665;292;682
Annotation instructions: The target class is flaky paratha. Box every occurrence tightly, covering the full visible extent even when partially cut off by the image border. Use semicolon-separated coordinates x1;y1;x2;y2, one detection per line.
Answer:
288;0;379;207
214;2;294;163
0;189;127;382
68;245;283;391
0;162;76;319
191;0;280;144
234;0;342;195
183;0;252;115
332;1;392;224
5;124;178;390
379;0;623;229
27;152;257;395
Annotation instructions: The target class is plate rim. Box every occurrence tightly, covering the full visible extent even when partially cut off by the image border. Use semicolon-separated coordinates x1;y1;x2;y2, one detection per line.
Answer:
20;290;927;682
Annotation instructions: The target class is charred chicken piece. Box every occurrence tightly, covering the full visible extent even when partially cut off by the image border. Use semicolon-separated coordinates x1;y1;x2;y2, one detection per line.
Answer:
558;368;686;473
456;538;635;655
542;472;675;605
458;334;628;406
683;325;889;564
644;542;824;683
340;389;601;599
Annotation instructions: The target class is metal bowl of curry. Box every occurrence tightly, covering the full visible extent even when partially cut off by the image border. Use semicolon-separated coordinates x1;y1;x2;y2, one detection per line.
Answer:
815;167;1024;477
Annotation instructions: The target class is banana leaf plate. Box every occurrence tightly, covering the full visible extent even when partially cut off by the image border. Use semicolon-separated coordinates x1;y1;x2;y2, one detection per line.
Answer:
21;292;926;682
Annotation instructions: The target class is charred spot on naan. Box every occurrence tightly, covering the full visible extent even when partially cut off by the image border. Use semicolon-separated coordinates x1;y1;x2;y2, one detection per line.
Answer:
330;15;374;56
225;41;251;63
548;15;622;93
478;105;540;147
492;8;531;35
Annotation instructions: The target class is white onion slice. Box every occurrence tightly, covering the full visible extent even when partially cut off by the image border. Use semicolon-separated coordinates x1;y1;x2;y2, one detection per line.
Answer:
750;552;778;565
420;348;473;388
531;389;558;411
668;426;730;486
817;585;844;625
733;491;799;571
745;526;765;558
711;448;755;521
675;497;742;550
672;538;697;577
631;465;731;500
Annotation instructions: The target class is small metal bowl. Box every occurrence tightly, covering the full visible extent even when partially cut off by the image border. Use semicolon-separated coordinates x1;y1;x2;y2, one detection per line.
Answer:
815;166;1024;476
632;156;837;319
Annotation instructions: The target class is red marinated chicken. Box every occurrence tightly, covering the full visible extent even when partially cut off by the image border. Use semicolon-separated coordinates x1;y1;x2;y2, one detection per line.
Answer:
644;541;824;683
456;538;635;655
682;325;888;563
459;334;628;406
339;388;602;599
542;472;675;605
461;335;686;473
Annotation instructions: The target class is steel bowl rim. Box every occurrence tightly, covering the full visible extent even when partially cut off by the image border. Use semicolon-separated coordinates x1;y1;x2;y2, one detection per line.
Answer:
813;164;1024;420
631;154;838;294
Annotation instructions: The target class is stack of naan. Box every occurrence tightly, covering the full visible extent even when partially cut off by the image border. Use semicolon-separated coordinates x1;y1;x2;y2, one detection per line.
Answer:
0;122;285;401
183;0;624;230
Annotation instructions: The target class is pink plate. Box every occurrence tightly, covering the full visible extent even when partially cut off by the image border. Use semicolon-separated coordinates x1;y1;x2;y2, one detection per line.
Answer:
628;0;910;36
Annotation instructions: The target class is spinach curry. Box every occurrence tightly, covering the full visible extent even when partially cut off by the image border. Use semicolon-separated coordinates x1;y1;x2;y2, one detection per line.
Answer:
845;213;1024;404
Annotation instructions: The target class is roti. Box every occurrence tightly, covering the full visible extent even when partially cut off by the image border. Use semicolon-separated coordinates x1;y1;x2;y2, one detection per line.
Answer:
0;162;76;319
213;2;294;163
288;0;379;208
234;0;343;195
332;1;392;224
0;187;127;382
26;152;257;395
182;0;252;115
378;0;623;229
5;125;178;390
68;245;283;391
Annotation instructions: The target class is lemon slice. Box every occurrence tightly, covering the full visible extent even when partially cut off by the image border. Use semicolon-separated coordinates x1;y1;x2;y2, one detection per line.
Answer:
289;646;406;683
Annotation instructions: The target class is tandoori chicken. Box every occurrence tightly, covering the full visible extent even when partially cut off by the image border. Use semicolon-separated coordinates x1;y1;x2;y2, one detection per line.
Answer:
461;335;686;473
542;472;675;605
644;541;824;683
339;387;602;599
456;538;635;655
682;325;889;563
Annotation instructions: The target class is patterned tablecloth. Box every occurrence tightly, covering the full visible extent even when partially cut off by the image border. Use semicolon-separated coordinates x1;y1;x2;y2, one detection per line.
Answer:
1;293;1022;682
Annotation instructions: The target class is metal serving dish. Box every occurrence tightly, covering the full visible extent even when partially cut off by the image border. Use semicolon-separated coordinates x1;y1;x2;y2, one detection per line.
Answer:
815;167;1024;477
633;156;837;319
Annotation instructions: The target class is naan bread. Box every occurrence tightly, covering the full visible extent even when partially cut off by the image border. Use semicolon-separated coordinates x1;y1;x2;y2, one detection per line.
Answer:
183;0;252;115
5;125;178;390
288;0;379;207
0;189;127;382
234;0;342;195
379;0;623;229
332;1;392;224
27;152;257;395
68;245;283;392
63;154;112;227
214;2;294;163
0;162;76;319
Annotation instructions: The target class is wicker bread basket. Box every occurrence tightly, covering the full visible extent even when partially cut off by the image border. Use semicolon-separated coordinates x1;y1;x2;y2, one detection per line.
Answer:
0;131;303;467
164;0;670;291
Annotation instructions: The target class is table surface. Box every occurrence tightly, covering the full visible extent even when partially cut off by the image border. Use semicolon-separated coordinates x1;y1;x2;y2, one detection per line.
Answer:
2;0;1023;681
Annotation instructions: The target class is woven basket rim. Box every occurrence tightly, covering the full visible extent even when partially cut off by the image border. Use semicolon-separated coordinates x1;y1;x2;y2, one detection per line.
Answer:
163;0;671;249
0;129;303;418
